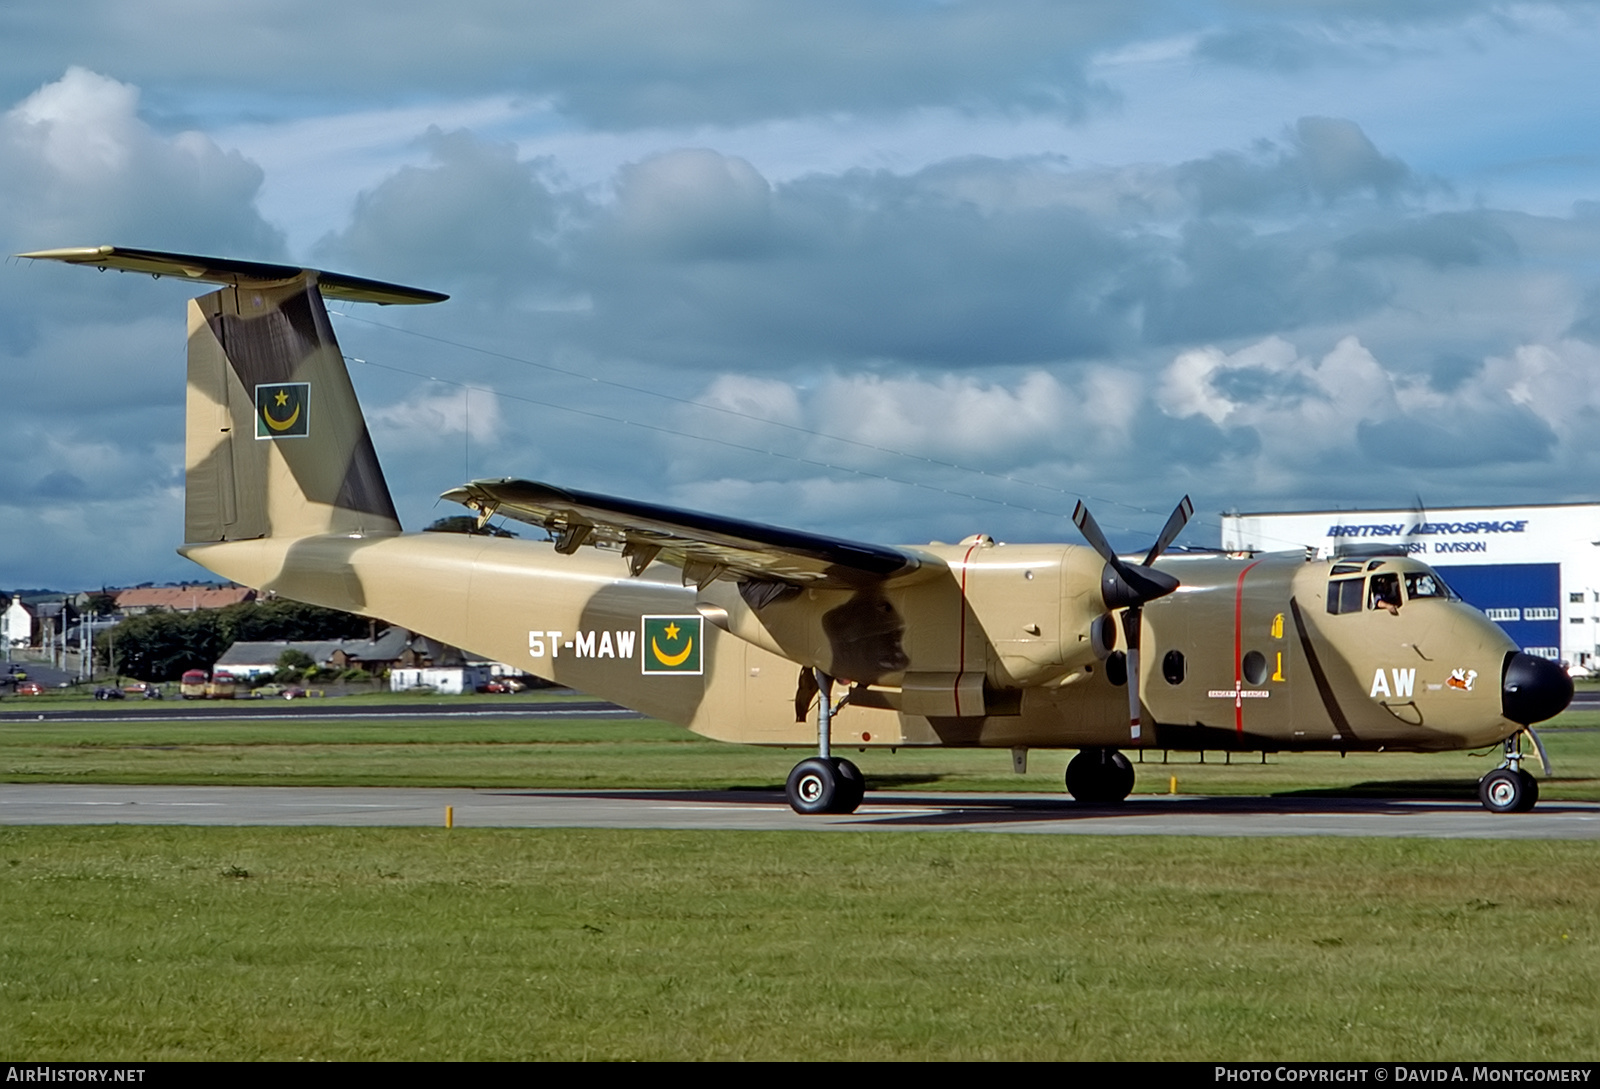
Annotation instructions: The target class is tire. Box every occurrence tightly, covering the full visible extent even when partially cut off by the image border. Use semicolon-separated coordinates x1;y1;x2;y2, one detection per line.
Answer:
1479;768;1529;814
833;758;865;814
1514;768;1540;813
786;757;839;815
1065;748;1135;804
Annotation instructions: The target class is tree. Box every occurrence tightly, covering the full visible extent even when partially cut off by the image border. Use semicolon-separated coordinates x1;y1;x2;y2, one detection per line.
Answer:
95;599;377;681
275;648;316;683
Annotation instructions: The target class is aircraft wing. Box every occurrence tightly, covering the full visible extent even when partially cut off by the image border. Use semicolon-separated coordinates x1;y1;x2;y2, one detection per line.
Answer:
17;246;448;305
443;478;934;589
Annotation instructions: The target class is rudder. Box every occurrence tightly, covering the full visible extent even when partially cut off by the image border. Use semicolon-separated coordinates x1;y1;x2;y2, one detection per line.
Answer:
185;274;399;542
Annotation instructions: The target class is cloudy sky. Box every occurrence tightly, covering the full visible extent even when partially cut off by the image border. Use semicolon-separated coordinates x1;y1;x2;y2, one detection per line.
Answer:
4;1;1600;590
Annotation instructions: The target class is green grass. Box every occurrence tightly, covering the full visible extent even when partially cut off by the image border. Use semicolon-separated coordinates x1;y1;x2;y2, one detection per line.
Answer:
2;708;1598;801
1;827;1595;1061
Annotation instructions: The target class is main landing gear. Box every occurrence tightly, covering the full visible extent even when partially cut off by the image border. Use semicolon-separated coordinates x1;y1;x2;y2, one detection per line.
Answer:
1478;734;1540;814
1065;747;1135;804
785;670;865;815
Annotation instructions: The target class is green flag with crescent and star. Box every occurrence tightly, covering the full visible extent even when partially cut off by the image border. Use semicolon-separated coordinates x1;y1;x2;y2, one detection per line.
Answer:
255;382;310;439
641;615;702;675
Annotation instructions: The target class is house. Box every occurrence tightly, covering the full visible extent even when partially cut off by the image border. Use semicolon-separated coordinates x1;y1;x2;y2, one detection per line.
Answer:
211;626;523;690
1;594;32;648
115;584;256;615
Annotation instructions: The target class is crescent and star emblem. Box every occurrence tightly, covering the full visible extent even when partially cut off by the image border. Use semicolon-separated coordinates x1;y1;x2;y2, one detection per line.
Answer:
641;616;702;674
651;634;694;668
262;389;301;432
255;382;309;438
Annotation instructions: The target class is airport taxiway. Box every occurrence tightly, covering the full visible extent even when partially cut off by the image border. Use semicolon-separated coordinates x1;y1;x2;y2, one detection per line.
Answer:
3;783;1597;838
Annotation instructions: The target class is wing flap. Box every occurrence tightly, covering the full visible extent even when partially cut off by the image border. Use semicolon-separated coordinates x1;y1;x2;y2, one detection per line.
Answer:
444;478;931;588
17;246;447;305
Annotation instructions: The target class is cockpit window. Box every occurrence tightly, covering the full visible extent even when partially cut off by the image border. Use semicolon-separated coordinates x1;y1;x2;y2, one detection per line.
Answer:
1404;572;1453;600
1369;572;1401;611
1330;562;1364;576
1327;578;1365;615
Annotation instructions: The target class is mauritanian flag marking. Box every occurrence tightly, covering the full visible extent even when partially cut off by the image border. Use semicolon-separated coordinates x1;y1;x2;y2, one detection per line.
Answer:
255;382;310;439
641;615;702;675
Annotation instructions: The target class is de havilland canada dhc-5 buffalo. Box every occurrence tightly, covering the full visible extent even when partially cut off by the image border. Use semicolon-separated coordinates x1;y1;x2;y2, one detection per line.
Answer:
20;245;1574;814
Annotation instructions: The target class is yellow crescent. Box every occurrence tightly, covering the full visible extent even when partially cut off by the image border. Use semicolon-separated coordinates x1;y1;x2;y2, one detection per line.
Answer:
651;636;693;668
263;402;301;431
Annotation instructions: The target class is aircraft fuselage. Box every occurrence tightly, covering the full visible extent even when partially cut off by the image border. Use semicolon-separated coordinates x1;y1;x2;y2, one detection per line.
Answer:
182;532;1531;755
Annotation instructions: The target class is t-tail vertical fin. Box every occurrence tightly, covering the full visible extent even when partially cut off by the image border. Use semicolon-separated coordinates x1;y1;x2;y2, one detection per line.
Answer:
17;246;447;544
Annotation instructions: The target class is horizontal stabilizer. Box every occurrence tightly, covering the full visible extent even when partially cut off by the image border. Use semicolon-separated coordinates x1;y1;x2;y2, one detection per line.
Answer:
17;246;447;305
444;478;932;588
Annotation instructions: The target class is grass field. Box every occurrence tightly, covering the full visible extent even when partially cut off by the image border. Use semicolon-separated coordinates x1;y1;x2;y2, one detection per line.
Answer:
1;827;1595;1061
3;698;1596;1060
2;703;1598;801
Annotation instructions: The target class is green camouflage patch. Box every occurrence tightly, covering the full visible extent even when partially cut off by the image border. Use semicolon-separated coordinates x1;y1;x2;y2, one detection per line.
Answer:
641;615;702;675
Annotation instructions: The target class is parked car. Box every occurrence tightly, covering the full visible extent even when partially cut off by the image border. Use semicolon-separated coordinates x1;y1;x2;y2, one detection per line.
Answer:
15;681;43;696
94;686;125;700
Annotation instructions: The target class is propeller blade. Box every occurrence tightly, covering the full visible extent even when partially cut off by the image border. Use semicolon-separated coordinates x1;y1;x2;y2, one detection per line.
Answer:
1122;605;1144;741
1142;495;1194;567
1075;499;1182;609
1071;501;1118;567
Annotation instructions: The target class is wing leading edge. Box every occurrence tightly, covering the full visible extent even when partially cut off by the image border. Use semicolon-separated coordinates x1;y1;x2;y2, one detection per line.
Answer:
443;478;935;590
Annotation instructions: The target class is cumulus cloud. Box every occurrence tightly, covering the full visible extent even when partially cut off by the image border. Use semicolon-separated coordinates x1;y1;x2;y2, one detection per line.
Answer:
314;127;567;295
5;41;1600;584
1176;116;1412;215
0;2;1139;129
0;67;281;257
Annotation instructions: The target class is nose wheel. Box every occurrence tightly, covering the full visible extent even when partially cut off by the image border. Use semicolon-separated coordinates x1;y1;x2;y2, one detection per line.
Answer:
1478;734;1540;813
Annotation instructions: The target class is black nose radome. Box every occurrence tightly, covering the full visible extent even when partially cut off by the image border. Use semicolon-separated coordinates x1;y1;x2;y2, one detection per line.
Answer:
1502;652;1573;725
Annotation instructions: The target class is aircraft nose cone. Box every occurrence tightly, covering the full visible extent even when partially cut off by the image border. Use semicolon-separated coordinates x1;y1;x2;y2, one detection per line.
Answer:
1501;652;1573;725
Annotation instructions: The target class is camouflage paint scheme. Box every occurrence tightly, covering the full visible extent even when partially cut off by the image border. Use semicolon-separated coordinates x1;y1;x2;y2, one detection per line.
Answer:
20;248;1562;763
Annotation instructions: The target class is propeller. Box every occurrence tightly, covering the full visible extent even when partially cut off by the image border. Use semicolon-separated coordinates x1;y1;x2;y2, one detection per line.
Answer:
1072;496;1194;741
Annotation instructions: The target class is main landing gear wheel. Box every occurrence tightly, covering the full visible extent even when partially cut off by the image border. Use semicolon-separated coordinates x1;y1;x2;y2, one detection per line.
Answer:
1478;767;1538;814
1065;747;1135;804
786;757;865;815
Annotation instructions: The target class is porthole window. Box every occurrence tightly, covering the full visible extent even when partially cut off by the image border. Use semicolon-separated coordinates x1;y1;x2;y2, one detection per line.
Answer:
1241;650;1268;686
1162;649;1186;685
1105;650;1128;687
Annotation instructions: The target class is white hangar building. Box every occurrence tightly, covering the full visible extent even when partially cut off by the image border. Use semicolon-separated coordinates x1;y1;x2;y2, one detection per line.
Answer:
1219;503;1600;671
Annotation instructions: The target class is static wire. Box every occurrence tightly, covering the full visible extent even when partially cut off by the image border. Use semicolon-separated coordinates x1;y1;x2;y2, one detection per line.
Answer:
333;310;1272;546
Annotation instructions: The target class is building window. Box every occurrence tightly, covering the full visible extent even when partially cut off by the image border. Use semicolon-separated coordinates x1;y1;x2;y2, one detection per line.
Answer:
1572;592;1586;603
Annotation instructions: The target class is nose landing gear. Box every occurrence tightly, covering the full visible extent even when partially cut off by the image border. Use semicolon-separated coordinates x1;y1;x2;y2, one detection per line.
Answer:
1478;734;1540;814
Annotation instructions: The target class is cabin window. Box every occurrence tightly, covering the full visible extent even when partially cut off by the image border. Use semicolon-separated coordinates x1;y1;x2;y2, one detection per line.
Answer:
1327;578;1364;615
1405;572;1453;600
1162;649;1185;685
1241;650;1268;686
1369;573;1401;611
1330;562;1364;576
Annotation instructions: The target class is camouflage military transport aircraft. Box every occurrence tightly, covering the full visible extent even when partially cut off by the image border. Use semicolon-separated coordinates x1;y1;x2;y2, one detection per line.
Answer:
21;246;1574;814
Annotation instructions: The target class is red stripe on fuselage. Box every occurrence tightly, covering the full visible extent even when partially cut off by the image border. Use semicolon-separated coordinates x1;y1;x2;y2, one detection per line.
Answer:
1234;560;1263;736
954;543;981;716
